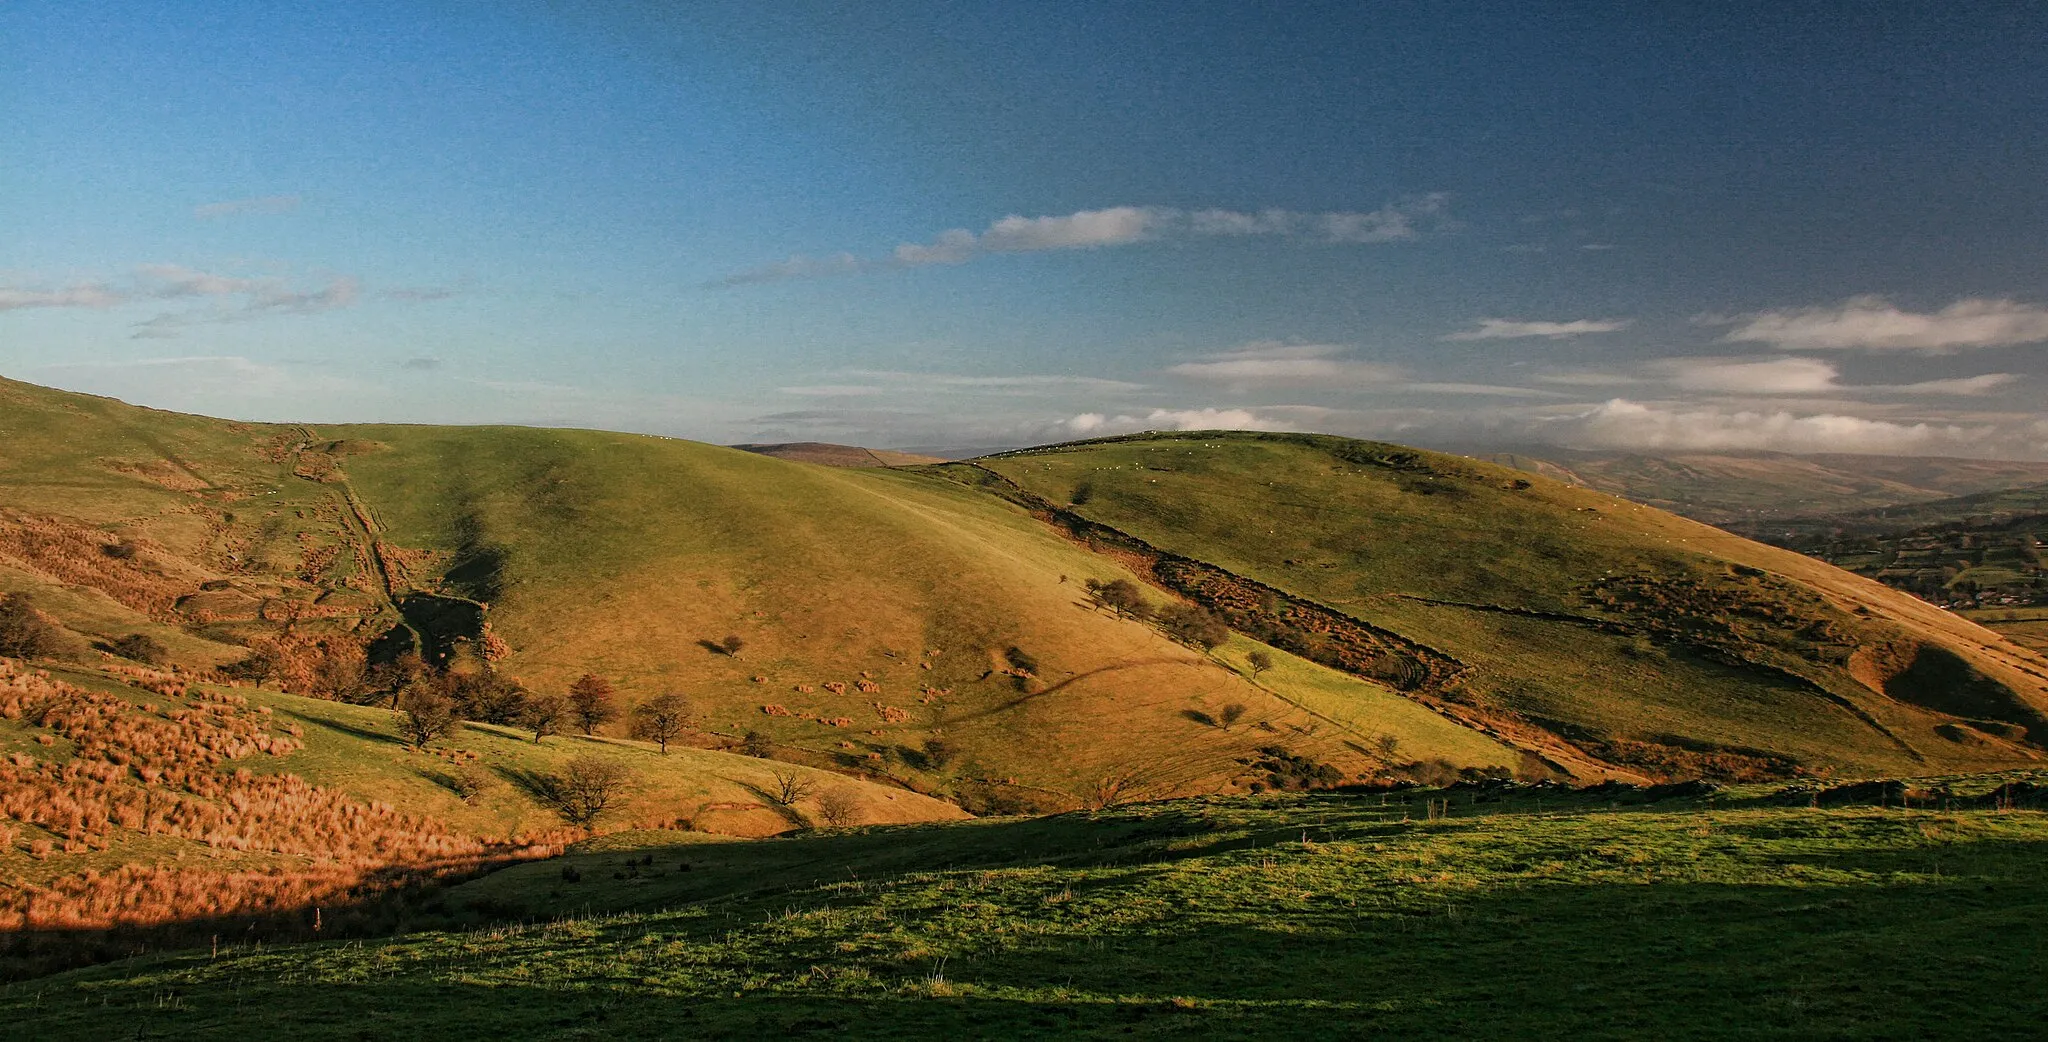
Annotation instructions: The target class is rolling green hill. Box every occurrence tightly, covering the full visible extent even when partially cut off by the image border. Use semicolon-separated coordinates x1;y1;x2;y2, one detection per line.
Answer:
946;432;2048;781
4;377;2048;802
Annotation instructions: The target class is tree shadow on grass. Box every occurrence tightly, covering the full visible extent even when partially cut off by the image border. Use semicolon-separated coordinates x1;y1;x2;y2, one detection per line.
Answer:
278;706;405;747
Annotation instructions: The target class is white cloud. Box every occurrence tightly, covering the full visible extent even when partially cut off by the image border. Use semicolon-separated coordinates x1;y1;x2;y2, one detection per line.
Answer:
193;195;301;219
1718;295;2048;352
1062;407;1294;438
716;196;1450;285
1553;398;1980;454
1660;357;1843;395
1443;317;1631;341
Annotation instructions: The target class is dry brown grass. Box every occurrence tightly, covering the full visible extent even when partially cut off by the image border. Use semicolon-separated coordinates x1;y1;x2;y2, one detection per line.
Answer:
0;510;193;618
0;661;560;934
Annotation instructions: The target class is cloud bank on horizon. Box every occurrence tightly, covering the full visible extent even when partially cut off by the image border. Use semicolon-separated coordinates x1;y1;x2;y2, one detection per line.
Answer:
3;3;2046;459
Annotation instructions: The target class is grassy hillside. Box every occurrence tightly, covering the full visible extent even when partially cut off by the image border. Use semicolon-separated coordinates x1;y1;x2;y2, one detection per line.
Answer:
951;432;2048;780
12;783;2048;1039
6;375;2047;799
0;377;1515;812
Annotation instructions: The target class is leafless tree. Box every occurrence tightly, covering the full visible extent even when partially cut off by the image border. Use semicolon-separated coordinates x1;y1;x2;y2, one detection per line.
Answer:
815;786;862;826
768;768;816;807
545;755;631;827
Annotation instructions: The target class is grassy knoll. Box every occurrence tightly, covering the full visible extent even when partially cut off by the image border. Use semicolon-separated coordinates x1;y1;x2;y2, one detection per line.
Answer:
962;432;2048;779
331;423;1475;797
10;785;2047;1039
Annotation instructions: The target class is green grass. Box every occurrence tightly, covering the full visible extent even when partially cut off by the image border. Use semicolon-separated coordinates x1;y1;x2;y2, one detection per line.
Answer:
11;788;2047;1039
963;432;2048;778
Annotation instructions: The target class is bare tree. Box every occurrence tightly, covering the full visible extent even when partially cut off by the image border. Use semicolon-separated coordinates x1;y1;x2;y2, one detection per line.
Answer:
567;673;618;735
719;634;746;657
398;687;459;750
630;692;690;753
768;768;816;807
815;786;862;826
1219;703;1247;730
520;690;570;743
545;755;631;827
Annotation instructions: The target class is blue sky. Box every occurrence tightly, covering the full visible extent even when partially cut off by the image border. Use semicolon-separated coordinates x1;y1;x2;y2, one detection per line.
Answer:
5;1;2047;456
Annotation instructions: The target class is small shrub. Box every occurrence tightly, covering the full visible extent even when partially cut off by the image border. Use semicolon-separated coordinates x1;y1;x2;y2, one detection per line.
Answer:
0;593;65;660
399;688;460;750
1158;603;1230;650
110;633;170;666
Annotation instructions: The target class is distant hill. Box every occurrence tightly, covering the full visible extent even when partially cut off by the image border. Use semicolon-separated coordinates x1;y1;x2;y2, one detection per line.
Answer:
732;442;947;467
1484;448;2048;529
1761;482;2048;653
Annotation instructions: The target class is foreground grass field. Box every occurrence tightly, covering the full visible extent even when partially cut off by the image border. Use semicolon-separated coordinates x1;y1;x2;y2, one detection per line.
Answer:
10;784;2046;1039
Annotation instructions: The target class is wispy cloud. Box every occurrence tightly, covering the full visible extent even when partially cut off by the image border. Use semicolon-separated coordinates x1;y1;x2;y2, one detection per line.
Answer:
713;195;1450;286
1165;341;1402;390
1652;356;2018;397
1716;295;2048;352
0;264;367;337
834;370;1148;395
193;194;301;219
777;384;885;397
0;283;124;311
1442;317;1630;341
127;266;361;338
